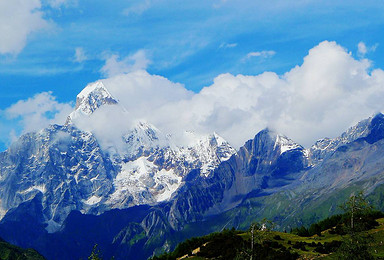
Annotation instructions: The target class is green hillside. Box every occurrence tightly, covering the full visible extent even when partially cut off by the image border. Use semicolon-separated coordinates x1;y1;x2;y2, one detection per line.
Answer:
151;211;384;259
0;238;45;260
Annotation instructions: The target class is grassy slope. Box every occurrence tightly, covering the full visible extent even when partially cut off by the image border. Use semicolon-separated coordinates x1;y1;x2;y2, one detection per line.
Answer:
0;238;45;260
143;182;384;260
367;218;384;259
154;217;384;260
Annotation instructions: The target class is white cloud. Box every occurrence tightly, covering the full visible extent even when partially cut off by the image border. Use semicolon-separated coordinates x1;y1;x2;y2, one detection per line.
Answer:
357;41;378;57
100;50;151;77
272;41;377;145
168;41;383;147
219;42;237;49
5;92;73;136
122;0;151;16
75;41;384;149
245;50;276;60
0;0;49;55
0;0;79;56
74;47;87;63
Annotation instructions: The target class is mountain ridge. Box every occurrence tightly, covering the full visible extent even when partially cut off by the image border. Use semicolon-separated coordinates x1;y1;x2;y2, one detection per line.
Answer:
0;82;237;231
1;79;384;259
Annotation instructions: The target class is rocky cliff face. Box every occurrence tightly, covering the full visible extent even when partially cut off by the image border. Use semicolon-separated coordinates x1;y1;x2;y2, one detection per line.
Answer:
308;115;373;165
302;113;384;190
0;124;115;230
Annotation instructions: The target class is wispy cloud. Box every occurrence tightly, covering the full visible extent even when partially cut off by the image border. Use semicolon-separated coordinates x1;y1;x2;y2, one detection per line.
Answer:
357;41;378;57
46;0;78;8
122;0;152;16
245;50;276;60
213;0;230;8
0;66;84;76
74;47;87;63
219;42;237;49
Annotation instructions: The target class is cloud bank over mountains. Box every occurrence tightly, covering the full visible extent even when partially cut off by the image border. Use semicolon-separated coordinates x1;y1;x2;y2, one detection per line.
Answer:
4;41;384;149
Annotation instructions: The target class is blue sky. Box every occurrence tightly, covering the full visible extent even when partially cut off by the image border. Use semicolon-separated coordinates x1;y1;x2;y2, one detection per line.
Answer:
1;0;384;150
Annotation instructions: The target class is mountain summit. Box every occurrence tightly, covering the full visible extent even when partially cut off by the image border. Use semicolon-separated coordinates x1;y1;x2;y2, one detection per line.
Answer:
66;81;119;124
75;81;118;115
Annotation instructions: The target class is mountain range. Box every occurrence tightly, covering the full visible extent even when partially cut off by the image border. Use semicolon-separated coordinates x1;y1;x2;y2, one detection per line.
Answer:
1;80;384;259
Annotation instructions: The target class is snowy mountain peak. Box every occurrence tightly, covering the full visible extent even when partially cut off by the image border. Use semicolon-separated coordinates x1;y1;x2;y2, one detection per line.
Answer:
210;132;227;146
75;81;118;115
309;113;384;164
185;132;236;177
75;81;118;114
66;81;119;124
76;81;118;106
122;121;169;155
273;133;302;154
257;128;302;154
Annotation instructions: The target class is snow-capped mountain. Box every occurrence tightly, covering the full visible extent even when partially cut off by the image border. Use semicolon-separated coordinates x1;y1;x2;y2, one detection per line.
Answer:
0;124;114;231
0;80;236;232
165;128;309;228
2;105;384;259
3;79;384;260
67;81;119;121
308;115;374;165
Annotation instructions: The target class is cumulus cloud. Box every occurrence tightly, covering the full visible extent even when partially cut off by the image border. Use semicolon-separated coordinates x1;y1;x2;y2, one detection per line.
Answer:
100;50;151;77
73;41;384;149
357;41;378;57
5;92;73;138
272;41;378;145
74;47;87;63
0;0;49;55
